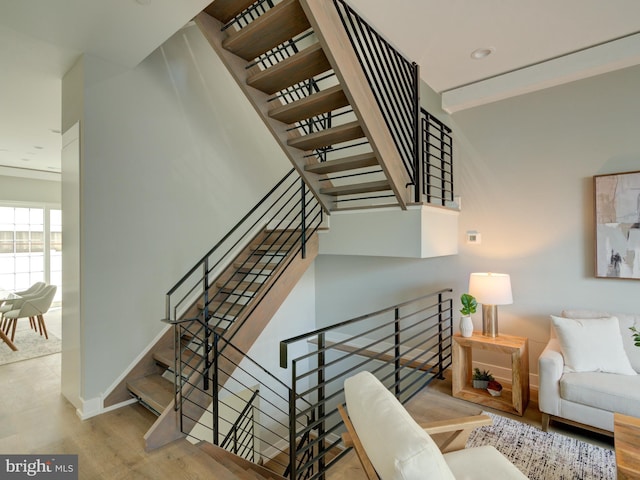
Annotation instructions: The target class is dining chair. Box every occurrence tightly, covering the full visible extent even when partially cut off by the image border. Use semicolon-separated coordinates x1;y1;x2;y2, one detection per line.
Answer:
4;285;57;342
0;282;47;332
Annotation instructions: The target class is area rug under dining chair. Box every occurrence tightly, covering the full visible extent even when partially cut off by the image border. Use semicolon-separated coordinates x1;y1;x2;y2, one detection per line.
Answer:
0;321;61;365
467;412;616;480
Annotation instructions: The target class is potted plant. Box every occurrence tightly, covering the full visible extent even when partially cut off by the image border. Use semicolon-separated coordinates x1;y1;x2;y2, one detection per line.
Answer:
630;325;640;346
459;293;477;338
472;368;493;389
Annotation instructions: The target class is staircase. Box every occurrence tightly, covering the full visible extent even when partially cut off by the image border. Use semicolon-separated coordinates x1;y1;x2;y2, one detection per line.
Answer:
104;1;457;477
196;0;416;212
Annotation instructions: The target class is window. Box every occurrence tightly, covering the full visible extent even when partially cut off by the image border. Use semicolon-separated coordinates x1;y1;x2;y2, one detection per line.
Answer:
0;206;61;302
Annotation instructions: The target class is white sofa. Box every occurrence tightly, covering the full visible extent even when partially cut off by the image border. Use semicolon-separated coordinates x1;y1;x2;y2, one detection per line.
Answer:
538;310;640;433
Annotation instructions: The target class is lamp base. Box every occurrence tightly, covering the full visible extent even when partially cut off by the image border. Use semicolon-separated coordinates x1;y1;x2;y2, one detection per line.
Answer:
482;304;499;337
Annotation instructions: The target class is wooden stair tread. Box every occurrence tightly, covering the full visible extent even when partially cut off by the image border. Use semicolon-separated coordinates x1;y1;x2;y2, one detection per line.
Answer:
269;85;349;124
153;346;203;376
288;121;364;151
305;152;378;174
198;301;246;318
127;374;174;414
203;0;257;24
233;261;279;274
222;0;311;61
217;280;263;294
247;43;331;95
200;442;286;480
320;180;391;196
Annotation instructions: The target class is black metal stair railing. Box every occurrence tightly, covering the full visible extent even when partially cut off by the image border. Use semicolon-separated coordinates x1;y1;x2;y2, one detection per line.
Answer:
333;0;420;197
175;325;317;479
164;167;322;420
279;289;454;480
421;108;454;206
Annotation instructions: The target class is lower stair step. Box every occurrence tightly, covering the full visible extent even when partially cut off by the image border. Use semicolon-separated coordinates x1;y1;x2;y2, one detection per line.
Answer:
199;442;287;480
320;179;391;196
154;346;203;378
233;261;279;274
127;374;174;415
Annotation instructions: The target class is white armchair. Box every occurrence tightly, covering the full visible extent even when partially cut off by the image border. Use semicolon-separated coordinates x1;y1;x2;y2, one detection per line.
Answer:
339;371;528;480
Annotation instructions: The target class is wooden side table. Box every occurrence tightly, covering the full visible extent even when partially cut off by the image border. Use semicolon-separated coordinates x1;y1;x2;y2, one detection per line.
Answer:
615;412;640;480
452;332;529;416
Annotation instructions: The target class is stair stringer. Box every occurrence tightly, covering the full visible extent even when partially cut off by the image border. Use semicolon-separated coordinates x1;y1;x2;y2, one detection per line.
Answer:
300;0;413;209
143;234;319;451
194;12;334;214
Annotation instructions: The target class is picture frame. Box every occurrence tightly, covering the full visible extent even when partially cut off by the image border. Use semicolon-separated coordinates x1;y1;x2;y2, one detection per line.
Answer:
594;170;640;279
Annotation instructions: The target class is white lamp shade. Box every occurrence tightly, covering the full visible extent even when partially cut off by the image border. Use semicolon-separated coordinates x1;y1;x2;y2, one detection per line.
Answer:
468;272;513;305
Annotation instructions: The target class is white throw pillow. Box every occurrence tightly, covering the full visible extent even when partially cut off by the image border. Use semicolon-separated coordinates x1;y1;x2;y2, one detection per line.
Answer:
551;315;637;375
344;371;455;480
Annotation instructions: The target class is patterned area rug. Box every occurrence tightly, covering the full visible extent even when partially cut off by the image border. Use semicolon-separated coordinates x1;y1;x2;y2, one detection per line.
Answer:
467;412;616;480
0;322;61;365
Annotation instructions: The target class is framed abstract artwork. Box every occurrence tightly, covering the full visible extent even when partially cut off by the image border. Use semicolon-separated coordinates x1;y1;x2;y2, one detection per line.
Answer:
594;170;640;279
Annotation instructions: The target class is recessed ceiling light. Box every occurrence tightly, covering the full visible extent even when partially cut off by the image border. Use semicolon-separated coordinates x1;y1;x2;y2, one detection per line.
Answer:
34;146;44;150
471;47;494;60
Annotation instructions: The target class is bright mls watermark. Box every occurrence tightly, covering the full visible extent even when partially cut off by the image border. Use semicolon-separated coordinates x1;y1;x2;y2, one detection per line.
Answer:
1;455;77;479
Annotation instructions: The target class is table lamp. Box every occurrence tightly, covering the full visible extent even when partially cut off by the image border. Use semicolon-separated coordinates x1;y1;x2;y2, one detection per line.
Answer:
468;272;513;337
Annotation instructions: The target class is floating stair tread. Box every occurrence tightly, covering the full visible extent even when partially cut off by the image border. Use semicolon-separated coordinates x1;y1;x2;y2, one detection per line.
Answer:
233;261;279;273
288;121;364;151
222;0;311;61
153;346;202;377
198;301;245;318
217;280;263;294
127;375;174;414
320;180;391;196
305;152;378;174
203;0;257;24
247;43;331;95
269;85;349;124
200;443;287;480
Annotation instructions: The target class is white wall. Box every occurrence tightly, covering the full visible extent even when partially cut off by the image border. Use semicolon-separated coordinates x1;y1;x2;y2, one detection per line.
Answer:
315;64;640;383
61;24;291;410
0;175;60;204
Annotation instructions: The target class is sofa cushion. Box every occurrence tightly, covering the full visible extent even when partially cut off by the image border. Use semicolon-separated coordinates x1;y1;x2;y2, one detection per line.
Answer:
344;371;455;480
560;371;640;418
551;315;636;375
562;310;640;373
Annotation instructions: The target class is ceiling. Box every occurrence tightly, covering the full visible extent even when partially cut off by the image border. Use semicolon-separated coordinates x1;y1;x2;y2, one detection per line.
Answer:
1;0;640;178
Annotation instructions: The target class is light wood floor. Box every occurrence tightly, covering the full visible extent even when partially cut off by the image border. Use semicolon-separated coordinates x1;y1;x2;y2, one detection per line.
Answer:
0;345;613;479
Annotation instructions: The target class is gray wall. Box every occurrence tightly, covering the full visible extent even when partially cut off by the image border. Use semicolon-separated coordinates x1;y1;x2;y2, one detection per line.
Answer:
315;64;640;384
62;24;292;409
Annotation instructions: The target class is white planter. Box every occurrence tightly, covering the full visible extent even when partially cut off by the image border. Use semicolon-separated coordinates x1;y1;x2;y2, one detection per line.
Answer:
459;315;473;337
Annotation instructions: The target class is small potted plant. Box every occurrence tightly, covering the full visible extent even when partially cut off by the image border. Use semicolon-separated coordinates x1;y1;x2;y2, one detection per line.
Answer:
459;293;477;338
630;325;640;346
472;368;494;389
